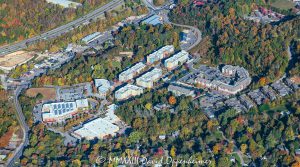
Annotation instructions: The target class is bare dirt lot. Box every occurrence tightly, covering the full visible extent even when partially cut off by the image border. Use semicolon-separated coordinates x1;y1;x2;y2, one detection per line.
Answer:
26;87;56;101
0;51;35;69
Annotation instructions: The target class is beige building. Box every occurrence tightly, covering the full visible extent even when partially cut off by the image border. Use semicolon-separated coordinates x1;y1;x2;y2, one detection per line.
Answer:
118;62;146;82
146;45;174;64
115;84;144;100
136;68;162;88
164;50;189;69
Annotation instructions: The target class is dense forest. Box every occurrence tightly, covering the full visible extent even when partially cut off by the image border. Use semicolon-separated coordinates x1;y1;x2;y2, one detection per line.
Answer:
288;40;300;77
25;0;148;52
117;89;300;166
216;93;300;166
33;24;180;86
0;0;111;46
0;89;19;147
169;0;300;83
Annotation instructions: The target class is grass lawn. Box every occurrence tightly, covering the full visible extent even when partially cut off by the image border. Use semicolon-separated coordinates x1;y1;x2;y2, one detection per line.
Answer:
271;0;295;10
242;155;252;165
270;105;287;111
213;130;224;140
259;103;288;112
231;153;242;166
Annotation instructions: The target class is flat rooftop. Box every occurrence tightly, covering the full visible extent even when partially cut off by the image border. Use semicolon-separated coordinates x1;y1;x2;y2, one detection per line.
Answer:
73;117;119;139
119;62;146;77
137;68;162;82
115;84;143;94
142;15;162;26
46;0;82;8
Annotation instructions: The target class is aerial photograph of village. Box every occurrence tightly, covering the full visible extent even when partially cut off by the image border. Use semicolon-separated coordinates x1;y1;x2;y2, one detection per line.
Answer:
0;0;299;166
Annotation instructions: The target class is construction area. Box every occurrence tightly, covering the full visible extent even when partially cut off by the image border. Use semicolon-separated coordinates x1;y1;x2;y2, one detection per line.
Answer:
0;51;35;72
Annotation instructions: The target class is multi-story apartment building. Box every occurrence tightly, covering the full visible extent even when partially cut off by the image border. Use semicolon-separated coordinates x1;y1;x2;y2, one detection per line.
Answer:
164;50;189;69
195;65;251;94
146;45;174;64
115;84;144;100
118;62;146;82
168;84;195;97
136;68;162;88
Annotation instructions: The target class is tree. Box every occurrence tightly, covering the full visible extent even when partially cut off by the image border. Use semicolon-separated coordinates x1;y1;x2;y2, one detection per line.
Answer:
170;146;176;157
172;32;179;48
217;156;230;167
132;118;143;129
36;93;43;100
128;131;143;144
207;120;218;130
178;99;189;111
72;159;81;167
145;103;152;110
213;144;221;154
259;77;267;86
168;96;177;105
291;161;300;167
285;126;295;141
179;0;189;5
247;127;253;134
240;144;247;154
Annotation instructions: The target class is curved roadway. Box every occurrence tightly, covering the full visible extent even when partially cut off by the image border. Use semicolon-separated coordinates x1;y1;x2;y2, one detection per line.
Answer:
0;0;124;56
170;22;202;51
141;0;202;51
7;86;30;167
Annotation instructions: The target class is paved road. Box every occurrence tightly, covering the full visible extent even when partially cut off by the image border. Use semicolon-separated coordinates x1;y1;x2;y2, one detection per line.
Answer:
141;0;202;52
0;0;124;56
141;0;168;11
170;22;202;51
6;86;30;167
218;127;246;166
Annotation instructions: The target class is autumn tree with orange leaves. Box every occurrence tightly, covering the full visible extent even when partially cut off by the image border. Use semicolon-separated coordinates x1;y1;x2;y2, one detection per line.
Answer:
168;96;177;105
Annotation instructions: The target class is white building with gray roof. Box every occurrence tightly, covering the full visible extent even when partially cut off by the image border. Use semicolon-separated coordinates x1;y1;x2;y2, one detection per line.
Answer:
115;84;144;100
164;50;189;69
118;62;146;82
72;104;120;140
147;45;174;64
168;84;195;97
42;99;89;123
195;65;251;94
136;68;162;88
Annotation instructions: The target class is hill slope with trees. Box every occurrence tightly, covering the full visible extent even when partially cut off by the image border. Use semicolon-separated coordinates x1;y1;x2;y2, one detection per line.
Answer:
0;0;110;46
169;0;299;84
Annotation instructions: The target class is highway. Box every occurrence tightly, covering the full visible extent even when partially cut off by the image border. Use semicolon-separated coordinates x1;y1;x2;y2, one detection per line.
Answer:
0;0;124;56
